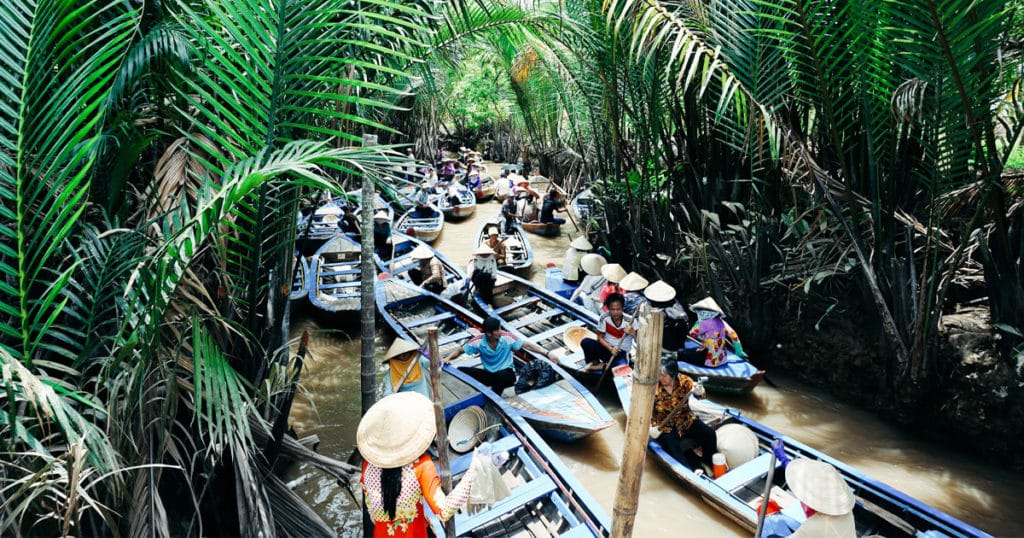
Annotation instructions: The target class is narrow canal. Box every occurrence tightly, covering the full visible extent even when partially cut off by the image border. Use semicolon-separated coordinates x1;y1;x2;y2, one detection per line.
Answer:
286;172;1024;536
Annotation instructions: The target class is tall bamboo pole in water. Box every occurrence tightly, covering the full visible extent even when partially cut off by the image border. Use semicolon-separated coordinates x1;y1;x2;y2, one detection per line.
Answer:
360;134;378;416
427;329;456;538
611;308;662;537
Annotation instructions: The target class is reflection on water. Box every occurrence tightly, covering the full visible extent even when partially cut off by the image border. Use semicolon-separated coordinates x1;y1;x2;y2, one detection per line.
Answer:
287;172;1023;536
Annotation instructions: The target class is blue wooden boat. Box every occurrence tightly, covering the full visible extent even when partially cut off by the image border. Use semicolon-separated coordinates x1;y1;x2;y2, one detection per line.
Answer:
376;232;464;290
471;271;605;383
308;233;362;318
289;253;311;309
611;364;990;538
346;189;394;222
475;218;533;272
394;203;444;243
425;363;612;536
433;184;477;219
295;200;345;253
570;188;594;221
376;277;615;443
671;342;765;395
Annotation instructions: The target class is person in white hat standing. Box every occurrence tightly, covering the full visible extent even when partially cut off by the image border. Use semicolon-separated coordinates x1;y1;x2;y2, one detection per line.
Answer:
465;243;498;305
681;297;747;367
372;210;392;259
619;271;649;316
358;392;477;537
570;253;608;314
643;280;690;352
408;245;445;294
759;458;856;538
562;235;593;285
381;338;432;398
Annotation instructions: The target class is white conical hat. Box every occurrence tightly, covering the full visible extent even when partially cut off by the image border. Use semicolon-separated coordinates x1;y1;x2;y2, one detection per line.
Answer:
715;424;759;468
690;296;724;315
410;245;434;260
600;263;626;283
643;280;676;302
356;392;436;468
384;338;420;362
373;210;389;222
570;236;593;250
580;254;607;276
474;243;494;256
619;272;649;292
786;459;856;516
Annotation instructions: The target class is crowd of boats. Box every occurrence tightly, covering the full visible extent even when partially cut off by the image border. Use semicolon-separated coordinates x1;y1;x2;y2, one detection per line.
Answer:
290;169;990;537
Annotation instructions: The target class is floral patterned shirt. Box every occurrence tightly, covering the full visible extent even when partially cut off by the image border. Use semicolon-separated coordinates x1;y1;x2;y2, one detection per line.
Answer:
361;454;474;537
688;317;740;367
652;374;697;436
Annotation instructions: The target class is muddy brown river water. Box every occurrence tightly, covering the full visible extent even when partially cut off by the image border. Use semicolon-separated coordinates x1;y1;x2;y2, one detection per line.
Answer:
286;176;1023;536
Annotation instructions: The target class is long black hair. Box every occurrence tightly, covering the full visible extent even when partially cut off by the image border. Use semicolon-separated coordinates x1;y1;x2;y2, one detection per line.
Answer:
381;466;403;519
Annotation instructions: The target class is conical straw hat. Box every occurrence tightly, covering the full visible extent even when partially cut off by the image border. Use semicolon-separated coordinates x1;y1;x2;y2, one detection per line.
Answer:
690;297;724;315
785;459;856;516
563;327;596;353
410;245;434;260
600;263;626;283
619;272;649;292
715;424;759;468
356;392;436;468
644;280;676;302
570;236;593;250
580;254;607;276
383;338;419;362
448;406;485;453
373;210;389;222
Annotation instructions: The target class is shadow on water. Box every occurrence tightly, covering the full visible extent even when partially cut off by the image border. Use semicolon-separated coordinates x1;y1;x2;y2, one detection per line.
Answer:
285;164;1024;536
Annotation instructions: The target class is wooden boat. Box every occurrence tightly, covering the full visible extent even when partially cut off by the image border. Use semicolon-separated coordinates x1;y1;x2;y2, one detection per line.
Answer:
433;185;477;219
424;365;612;536
308;233;362;317
289;254;311;309
671;342;765;395
394;203;444;243
475;218;533;272
520;220;563;237
376;277;615;442
376;232;464;290
570;188;594;220
470;173;496;202
346;189;394;222
611;364;991;538
295;201;344;254
471;271;601;378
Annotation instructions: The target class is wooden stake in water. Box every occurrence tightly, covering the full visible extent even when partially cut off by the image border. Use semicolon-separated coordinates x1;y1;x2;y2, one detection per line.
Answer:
612;307;663;537
427;328;456;538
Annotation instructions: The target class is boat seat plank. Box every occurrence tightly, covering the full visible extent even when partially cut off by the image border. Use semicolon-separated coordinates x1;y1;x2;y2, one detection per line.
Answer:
532;320;584;343
438;331;473;347
494;296;541;315
318;282;360;291
510;308;564;328
449;434;522;476
559;524;596;538
454;476;556;532
406;312;455;328
715;452;776;492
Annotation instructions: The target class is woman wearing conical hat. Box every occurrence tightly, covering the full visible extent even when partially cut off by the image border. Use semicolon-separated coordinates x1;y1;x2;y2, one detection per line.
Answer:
372;210;393;259
597;263;626;310
561;235;593;285
381;338;432;399
680;297;747;368
358;393;476;537
619;271;649;316
570;253;608;314
408;245;444;294
643;280;690;353
759;458;856;538
465;243;498;305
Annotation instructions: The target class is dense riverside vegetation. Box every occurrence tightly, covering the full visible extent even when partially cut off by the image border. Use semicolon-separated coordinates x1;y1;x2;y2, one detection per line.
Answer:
2;0;1021;535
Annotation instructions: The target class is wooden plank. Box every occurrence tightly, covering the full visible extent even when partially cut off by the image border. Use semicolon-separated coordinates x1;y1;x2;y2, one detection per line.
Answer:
454;476;556;532
532;320;583;343
510;308;564;328
406;311;455;328
494;296;541;315
715;452;775;492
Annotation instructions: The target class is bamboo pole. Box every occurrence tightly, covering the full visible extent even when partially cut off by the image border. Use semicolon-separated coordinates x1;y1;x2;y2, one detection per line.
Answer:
360;134;378;417
427;328;456;538
611;308;663;537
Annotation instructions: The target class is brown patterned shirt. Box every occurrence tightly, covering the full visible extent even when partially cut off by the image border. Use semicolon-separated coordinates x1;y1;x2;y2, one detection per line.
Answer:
651;374;696;435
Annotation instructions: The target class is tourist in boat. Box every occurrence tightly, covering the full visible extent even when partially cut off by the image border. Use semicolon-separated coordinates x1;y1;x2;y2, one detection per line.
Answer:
619;271;649;316
562;235;593;285
597;263;626;308
580;293;638;372
358;392;476;537
759;459;856;538
570;253;607;313
648;359;717;470
372;210;393;259
408;245;445;294
485;227;507;267
501;195;518;234
643;280;690;353
443;316;554;395
465;170;483;197
447;181;463;208
440;159;456;183
679;297;747;367
381;338;432;398
520;193;539;223
465;243;498;305
539;188;567;225
337;203;360;236
411;184;434;218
